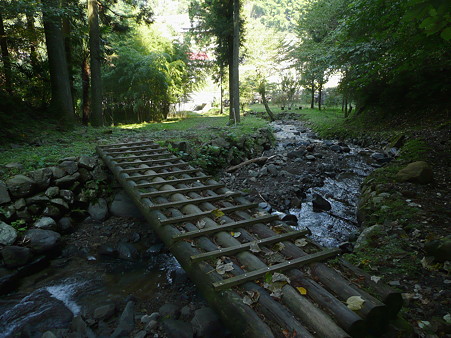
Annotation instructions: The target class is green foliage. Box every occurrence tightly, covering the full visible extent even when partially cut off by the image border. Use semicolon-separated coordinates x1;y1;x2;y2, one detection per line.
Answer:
10;219;27;232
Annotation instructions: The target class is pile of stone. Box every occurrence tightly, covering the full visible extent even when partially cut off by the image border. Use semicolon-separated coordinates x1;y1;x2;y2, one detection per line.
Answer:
0;155;108;271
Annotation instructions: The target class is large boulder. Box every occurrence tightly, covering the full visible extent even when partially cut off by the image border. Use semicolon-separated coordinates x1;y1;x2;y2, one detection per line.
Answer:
0;180;11;204
59;160;78;175
28;168;53;190
1;245;32;267
0;222;17;246
112;301;135;337
78;155;97;170
6;175;36;198
312;193;332;212
161;319;193;338
191;307;225;338
109;191;144;219
24;229;61;253
34;217;57;230
396;161;433;184
88;198;108;221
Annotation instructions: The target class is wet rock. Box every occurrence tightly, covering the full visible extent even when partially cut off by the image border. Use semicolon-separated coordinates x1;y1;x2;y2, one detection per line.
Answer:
112;300;135;337
59;160;78;175
71;315;94;337
91;165;107;182
396;161;433;184
135;330;148;338
312;193;332;212
161;319;193;338
1;289;73;336
145;320;159;332
43;205;62;219
55;173;80;188
59;189;74;204
117;242;138;260
34;217;57;230
146;243;164;255
78;168;92;183
78;155;97;170
259;166;268;176
0;180;11;204
287;150;306;159
267;164;279;176
24;229;61;253
258;202;272;212
424;236;451;262
191;307;224;338
180;305;193;321
45;186;60;198
93;304;116;320
42;331;57;338
6;174;36;198
110;191;144;219
49;166;66;179
338;242;354;254
355;224;384;250
88;198;108;221
28;168;53;190
282;214;298;223
51;198;69;211
159;303;180;319
1;245;31;267
0;222;17;245
26;193;50;205
371;152;390;163
58;217;74;233
98;244;117;257
305;154;316;161
14;198;26;210
330;144;342;152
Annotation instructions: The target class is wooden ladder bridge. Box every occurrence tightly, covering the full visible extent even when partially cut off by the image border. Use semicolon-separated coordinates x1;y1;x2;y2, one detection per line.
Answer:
97;140;403;338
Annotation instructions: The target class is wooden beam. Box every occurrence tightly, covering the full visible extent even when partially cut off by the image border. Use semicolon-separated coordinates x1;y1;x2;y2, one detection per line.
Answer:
147;192;241;210
105;148;164;155
159;203;259;226
126;169;201;181
135;176;212;188
140;184;224;198
99;140;157;148
213;248;340;290
172;214;278;242
114;157;178;166
119;162;189;173
111;152;173;161
191;230;309;262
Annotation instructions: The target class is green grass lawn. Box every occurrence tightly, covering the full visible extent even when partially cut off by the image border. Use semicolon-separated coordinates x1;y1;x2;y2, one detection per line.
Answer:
0;111;268;180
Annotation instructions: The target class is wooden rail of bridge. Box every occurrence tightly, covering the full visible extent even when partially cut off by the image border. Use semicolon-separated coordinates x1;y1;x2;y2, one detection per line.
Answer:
97;139;402;338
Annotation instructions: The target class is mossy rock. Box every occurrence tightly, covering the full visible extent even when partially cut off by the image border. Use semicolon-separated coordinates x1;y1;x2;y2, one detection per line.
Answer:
396;161;433;184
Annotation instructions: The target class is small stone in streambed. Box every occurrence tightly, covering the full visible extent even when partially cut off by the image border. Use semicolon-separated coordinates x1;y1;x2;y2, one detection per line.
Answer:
312;193;332;212
159;303;180;320
161;319;193;338
88;198;108;221
117;242;138;261
1;245;32;268
112;300;135;337
93;304;116;321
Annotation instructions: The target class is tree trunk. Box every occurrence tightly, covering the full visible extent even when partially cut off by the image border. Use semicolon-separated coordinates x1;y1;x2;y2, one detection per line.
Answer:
62;0;75;113
88;0;103;126
231;0;240;123
318;81;323;111
228;54;234;123
0;13;12;94
310;81;315;109
261;89;275;122
81;55;90;125
42;0;75;126
26;13;39;74
220;68;224;115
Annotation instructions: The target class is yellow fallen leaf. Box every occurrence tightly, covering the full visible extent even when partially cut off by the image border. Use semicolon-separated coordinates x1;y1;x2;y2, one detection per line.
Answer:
346;296;365;311
211;209;225;218
296;287;307;295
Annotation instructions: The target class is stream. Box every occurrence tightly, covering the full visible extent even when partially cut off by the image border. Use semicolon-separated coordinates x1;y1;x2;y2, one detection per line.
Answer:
1;120;383;337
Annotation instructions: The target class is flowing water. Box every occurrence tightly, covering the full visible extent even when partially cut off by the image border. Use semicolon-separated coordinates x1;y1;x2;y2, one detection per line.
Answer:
271;121;375;247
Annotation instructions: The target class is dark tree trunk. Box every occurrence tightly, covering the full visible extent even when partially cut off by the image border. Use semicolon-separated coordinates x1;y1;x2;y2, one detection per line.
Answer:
42;0;75;126
88;0;103;126
231;0;240;123
62;0;75;113
310;81;315;109
228;52;234;123
81;55;90;125
259;83;275;122
318;81;323;111
26;13;39;74
220;67;224;115
0;13;12;94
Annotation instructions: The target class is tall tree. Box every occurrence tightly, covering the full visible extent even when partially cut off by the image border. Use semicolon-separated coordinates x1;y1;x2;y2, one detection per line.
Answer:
231;0;240;123
42;0;75;125
88;0;103;126
0;12;12;94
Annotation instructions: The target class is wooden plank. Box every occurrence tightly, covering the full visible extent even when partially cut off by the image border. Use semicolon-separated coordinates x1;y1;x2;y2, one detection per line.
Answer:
104;144;161;151
135;176;213;188
147;192;241;211
159;203;258;226
190;230;310;262
172;214;278;242
113;157;178;166
119;162;189;173
111;152;172;161
99;140;157;148
105;148;164;155
213;248;340;290
140;184;224;198
126;169;201;181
